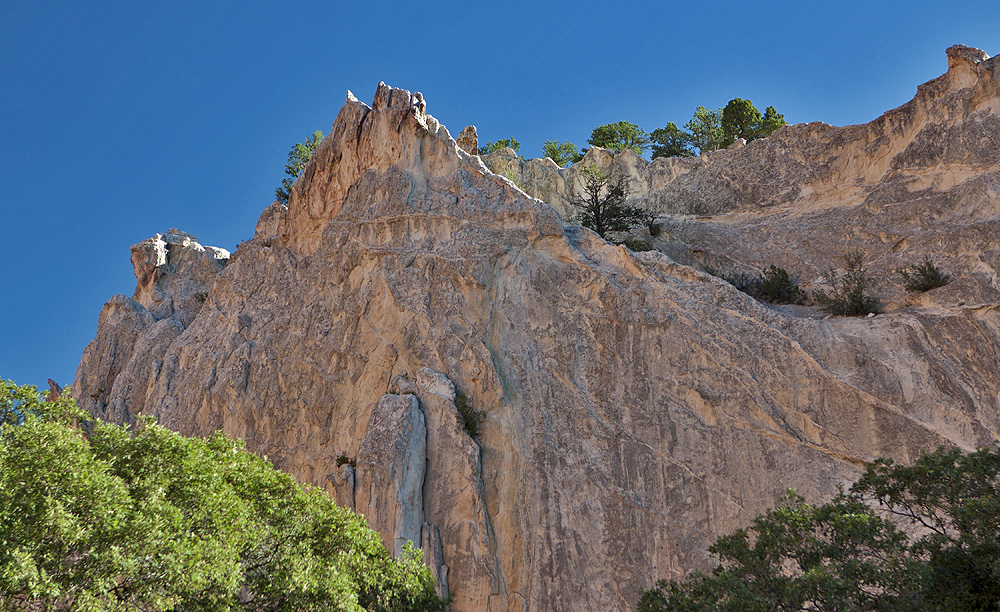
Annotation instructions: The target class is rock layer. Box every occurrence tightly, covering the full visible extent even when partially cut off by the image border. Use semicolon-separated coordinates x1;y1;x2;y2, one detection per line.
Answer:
75;48;1000;612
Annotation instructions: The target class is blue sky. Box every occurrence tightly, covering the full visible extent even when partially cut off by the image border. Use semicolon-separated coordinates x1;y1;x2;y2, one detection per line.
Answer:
2;0;998;389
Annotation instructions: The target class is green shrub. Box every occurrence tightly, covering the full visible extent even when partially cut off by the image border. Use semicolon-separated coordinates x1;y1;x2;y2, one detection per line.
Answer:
336;453;357;468
755;265;806;304
705;264;805;305
479;138;520;156
898;256;950;292
454;392;484;440
618;236;654;252
814;250;880;316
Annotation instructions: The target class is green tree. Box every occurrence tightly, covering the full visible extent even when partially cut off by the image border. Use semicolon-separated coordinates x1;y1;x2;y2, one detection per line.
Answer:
587;122;651;156
684;107;724;155
650;123;694;159
542;140;583;166
721;100;788;147
852;446;1000;612
276;130;324;205
759;106;787;138
721;98;763;145
640;445;1000;612
479;138;520;156
572;165;647;239
639;490;922;612
0;381;447;612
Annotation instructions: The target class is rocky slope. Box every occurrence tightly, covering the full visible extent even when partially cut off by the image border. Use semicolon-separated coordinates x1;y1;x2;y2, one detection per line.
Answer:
75;46;999;612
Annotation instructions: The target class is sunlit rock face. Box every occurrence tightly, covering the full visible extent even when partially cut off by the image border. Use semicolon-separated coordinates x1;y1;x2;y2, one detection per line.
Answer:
76;46;1000;612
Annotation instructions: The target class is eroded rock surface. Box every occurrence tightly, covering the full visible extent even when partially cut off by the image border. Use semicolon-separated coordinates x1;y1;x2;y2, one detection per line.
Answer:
75;48;1000;612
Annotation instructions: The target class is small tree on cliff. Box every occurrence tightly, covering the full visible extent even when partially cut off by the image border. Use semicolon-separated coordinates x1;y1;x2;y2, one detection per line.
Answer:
275;130;323;205
721;99;788;147
587;121;651;156
479;138;521;156
572;164;647;239
542;140;583;166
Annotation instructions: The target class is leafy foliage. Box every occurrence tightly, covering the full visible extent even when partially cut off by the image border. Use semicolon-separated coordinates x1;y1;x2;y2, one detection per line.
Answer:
684;107;724;156
897;257;950;292
759;106;787;138
572;164;648;239
275;130;324;205
0;381;447;612
479;138;520;156
541;140;583;166
639;490;920;612
650;123;694;159
721;98;762;145
814;250;880;316
721;99;787;147
640;445;1000;612
707;265;806;304
587;122;651;155
852;446;1000;612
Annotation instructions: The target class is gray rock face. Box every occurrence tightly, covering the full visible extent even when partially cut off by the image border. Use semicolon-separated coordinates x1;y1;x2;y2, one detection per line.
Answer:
74;49;1000;612
356;393;427;557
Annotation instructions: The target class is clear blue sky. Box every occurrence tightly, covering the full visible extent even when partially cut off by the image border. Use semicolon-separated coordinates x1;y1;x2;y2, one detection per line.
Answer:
2;0;998;389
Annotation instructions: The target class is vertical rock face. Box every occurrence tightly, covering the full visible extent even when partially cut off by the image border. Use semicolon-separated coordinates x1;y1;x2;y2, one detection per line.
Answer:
355;393;427;557
76;230;228;424
75;49;1000;612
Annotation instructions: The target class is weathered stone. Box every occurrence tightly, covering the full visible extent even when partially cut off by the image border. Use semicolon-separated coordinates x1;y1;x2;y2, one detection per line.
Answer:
415;368;496;612
356;393;427;557
457;125;479;155
73;49;1000;612
46;379;62;401
421;522;450;600
129;229;229;324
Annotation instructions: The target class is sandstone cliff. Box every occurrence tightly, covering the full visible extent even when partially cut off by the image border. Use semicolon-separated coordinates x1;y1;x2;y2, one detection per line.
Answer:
76;46;1000;612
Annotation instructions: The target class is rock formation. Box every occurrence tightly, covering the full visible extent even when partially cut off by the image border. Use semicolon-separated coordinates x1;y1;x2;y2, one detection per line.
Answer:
75;46;1000;612
457;125;479;156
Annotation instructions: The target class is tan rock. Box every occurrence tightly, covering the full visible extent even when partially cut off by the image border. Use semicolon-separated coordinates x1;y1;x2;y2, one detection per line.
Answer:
457;125;479;155
74;48;1000;612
